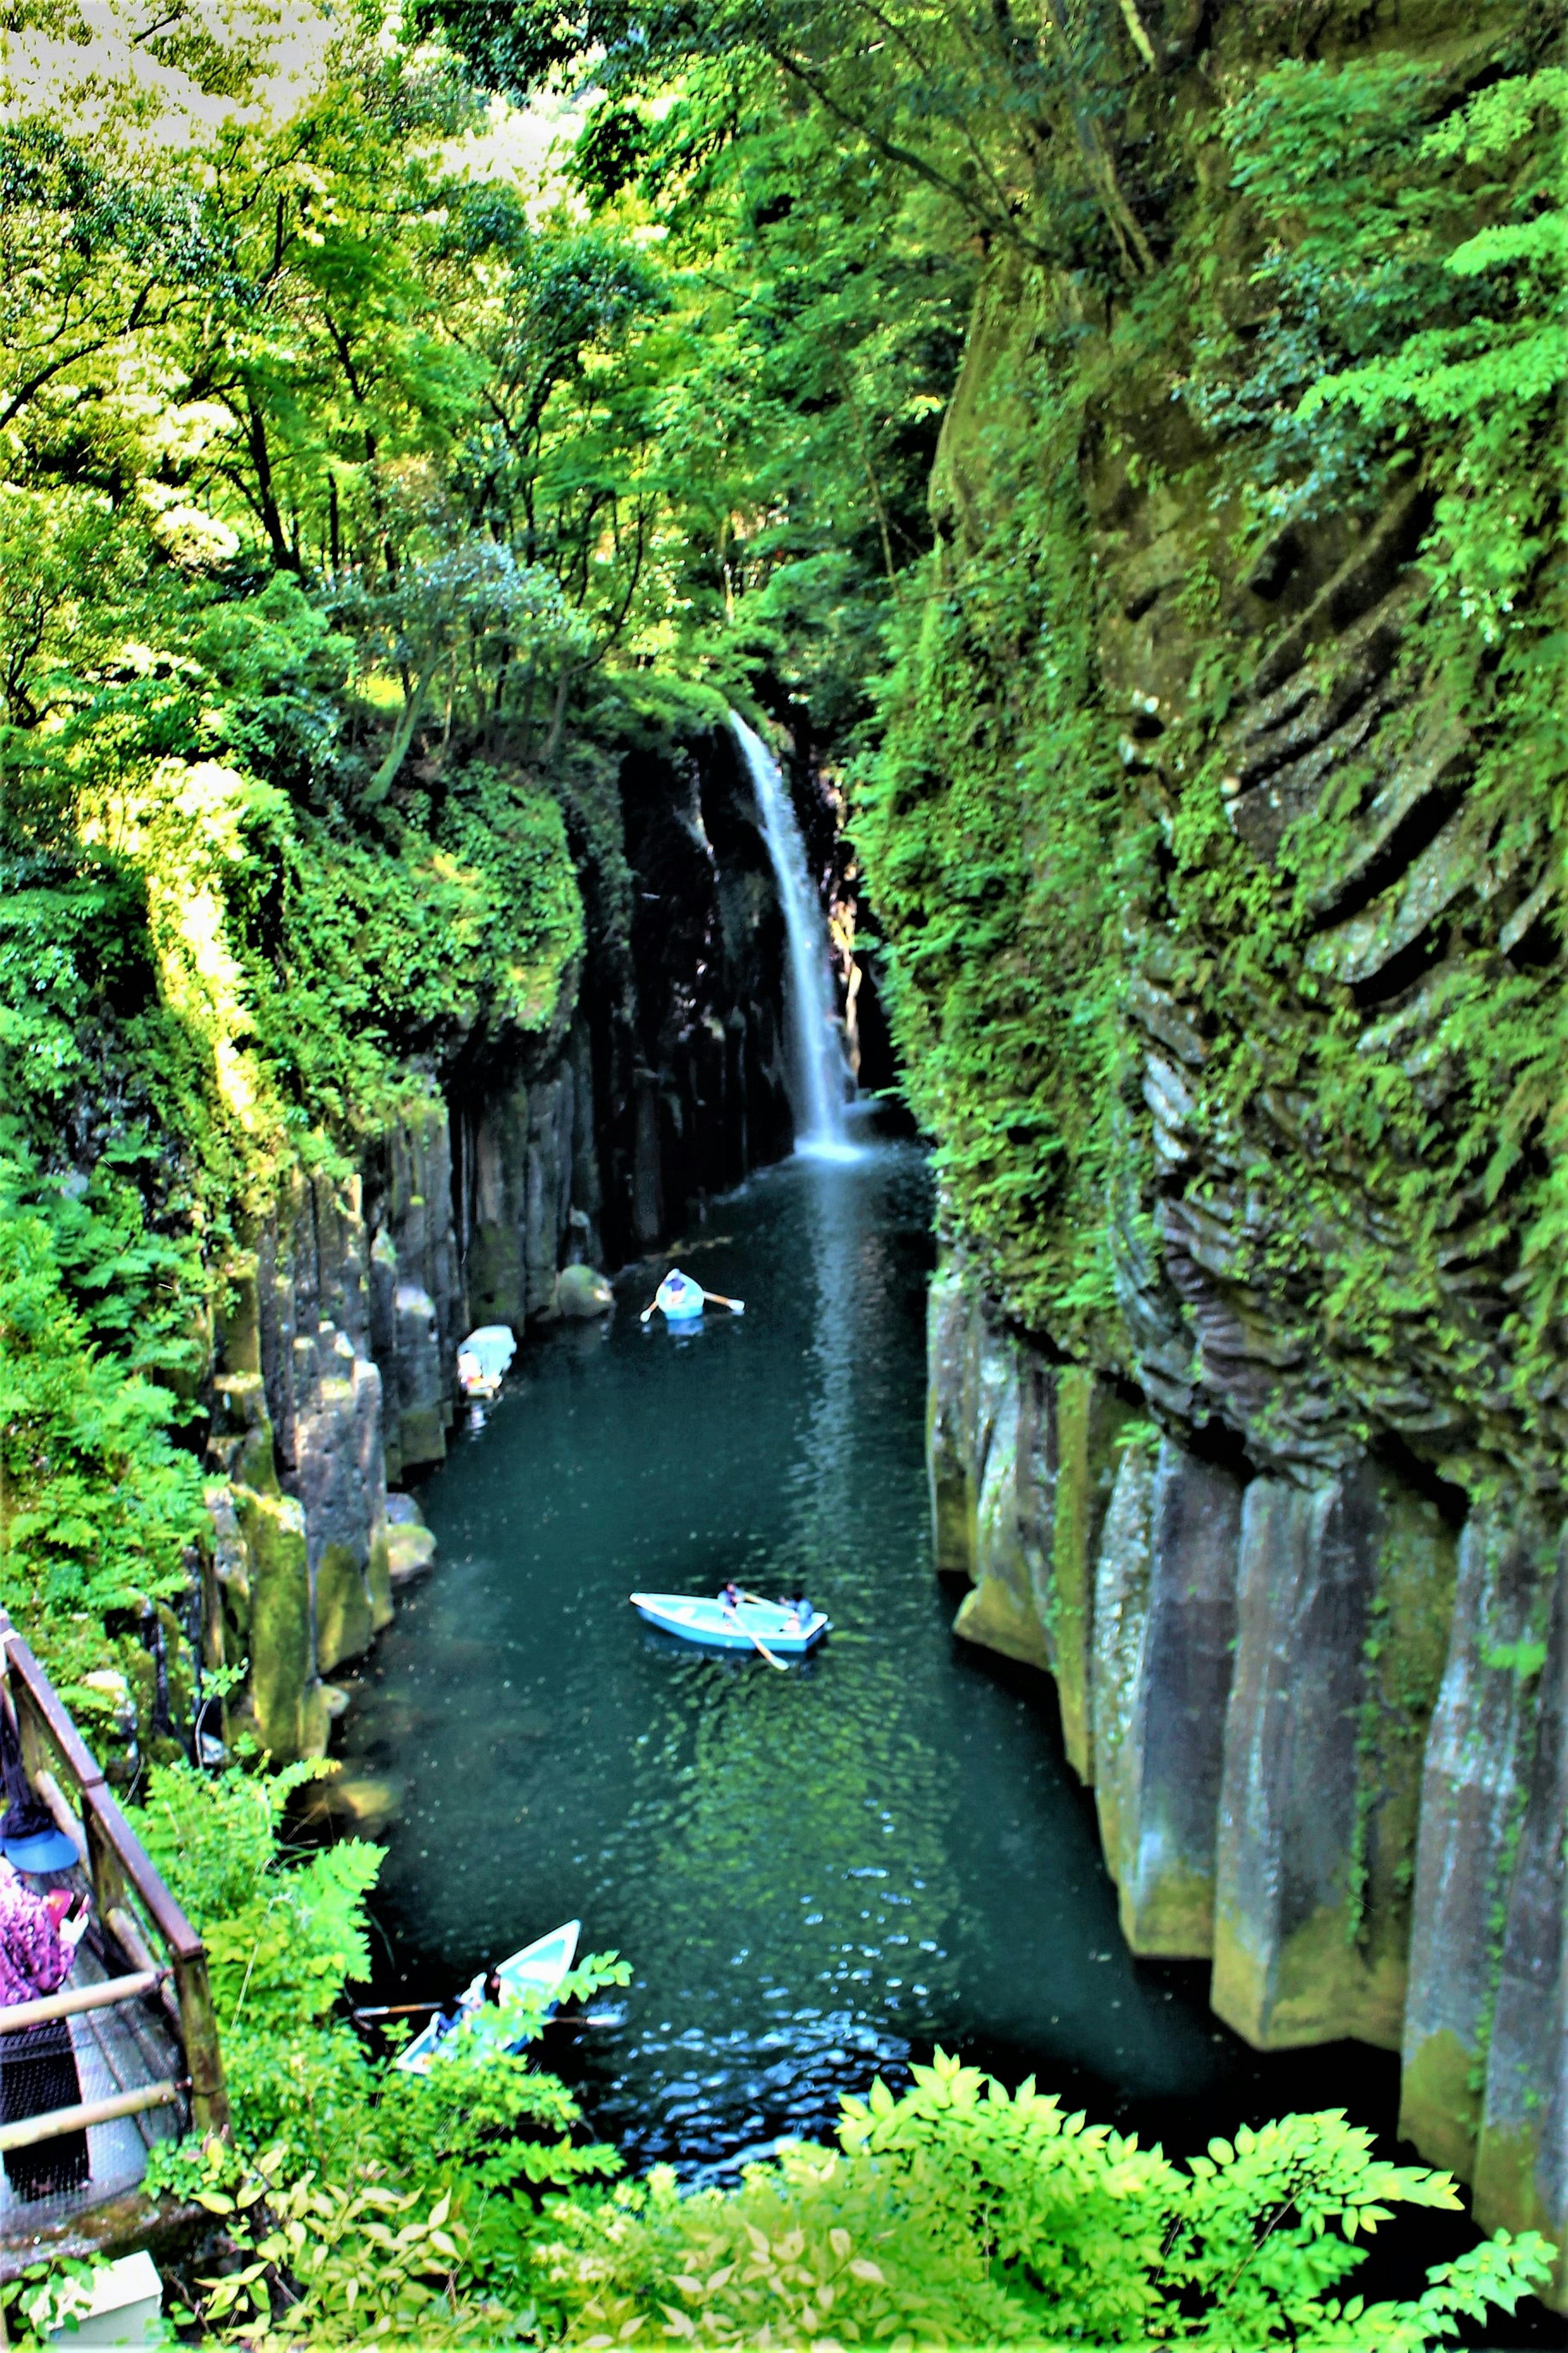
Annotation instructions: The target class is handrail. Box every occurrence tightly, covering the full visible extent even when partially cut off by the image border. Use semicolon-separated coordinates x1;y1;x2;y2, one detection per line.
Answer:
1;1633;103;1795
0;1970;166;2035
0;2081;180;2155
0;1615;229;2139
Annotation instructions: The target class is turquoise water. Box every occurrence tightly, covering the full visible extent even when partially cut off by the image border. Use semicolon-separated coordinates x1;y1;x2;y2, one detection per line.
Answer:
337;1133;1393;2174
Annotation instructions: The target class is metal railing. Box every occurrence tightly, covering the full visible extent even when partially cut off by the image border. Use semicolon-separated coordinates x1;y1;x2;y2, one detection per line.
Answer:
0;1614;228;2163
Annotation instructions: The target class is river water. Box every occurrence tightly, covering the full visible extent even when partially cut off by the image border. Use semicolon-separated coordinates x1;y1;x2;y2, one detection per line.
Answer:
339;1131;1396;2175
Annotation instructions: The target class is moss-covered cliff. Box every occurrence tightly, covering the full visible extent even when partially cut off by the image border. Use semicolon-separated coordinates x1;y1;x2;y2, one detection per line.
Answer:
853;0;1567;2299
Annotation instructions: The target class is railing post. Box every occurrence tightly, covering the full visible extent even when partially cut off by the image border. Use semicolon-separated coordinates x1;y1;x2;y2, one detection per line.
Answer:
9;1679;46;1795
172;1950;229;2139
84;1807;129;1923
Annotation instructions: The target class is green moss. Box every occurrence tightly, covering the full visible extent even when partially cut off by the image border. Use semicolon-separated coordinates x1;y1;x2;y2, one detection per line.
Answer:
367;1529;394;1632
1120;1859;1218;1963
1475;2123;1565;2309
853;22;1568;1483
952;1577;1052;1672
1213;1898;1405;2054
231;1485;320;1762
313;1541;374;1678
1347;1495;1457;1974
398;1404;448;1473
1400;2026;1483;2179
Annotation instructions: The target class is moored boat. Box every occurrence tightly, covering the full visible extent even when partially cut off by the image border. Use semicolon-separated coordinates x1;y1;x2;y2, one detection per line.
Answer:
457;1324;517;1400
630;1592;830;1654
393;1919;581;2076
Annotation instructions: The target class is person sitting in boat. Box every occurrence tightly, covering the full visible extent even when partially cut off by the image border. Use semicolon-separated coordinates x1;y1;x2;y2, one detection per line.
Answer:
791;1595;813;1632
719;1582;741;1613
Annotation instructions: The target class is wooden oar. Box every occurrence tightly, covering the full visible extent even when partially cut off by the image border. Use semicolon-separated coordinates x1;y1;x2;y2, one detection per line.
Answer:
639;1297;660;1323
721;1601;788;1672
742;1587;813;1625
703;1290;745;1314
352;1999;611;2030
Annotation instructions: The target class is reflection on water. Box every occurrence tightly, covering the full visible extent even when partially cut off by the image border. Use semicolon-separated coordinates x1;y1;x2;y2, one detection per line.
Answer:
337;1137;1341;2174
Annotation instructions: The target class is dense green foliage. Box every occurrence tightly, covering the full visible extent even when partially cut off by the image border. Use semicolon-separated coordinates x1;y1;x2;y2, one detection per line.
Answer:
0;1147;207;1711
853;16;1568;1472
3;0;1566;2340
0;0;964;1678
3;1748;1552;2344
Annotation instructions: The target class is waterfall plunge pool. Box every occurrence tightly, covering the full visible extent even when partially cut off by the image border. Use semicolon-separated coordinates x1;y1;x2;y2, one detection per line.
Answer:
332;1133;1446;2193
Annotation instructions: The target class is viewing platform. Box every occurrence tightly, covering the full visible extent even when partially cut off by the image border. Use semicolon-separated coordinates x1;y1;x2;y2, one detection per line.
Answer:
0;1613;225;2270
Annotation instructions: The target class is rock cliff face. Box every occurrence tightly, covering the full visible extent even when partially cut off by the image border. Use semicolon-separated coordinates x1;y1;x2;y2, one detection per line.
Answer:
927;1263;1568;2274
200;725;797;1762
881;0;1566;2295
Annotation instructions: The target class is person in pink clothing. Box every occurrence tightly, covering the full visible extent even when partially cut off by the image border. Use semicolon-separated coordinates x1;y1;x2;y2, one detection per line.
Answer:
0;1864;89;2199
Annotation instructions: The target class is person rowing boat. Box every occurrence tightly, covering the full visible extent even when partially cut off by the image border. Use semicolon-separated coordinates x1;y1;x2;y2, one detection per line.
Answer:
640;1268;746;1324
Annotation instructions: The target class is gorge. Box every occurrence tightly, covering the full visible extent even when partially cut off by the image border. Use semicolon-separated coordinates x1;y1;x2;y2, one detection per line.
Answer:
1;0;1564;2336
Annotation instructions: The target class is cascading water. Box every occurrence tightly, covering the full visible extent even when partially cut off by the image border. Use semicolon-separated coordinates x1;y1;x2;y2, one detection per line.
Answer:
729;711;852;1156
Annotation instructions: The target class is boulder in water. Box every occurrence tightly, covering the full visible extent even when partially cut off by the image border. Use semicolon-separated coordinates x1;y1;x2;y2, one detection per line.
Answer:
388;1523;437;1584
557;1264;613;1319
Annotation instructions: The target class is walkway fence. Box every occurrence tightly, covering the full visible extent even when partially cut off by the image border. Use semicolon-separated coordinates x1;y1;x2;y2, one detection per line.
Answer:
0;1612;226;2241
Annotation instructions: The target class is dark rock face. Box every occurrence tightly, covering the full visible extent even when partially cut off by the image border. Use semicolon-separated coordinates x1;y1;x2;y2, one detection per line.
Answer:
1118;1443;1241;1957
1401;1497;1558;2169
1214;1468;1425;2054
201;724;799;1759
1474;1543;1568;2303
587;735;795;1263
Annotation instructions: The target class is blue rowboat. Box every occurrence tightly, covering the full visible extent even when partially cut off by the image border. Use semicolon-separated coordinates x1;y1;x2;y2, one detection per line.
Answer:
655;1269;705;1322
393;1919;580;2076
630;1592;831;1655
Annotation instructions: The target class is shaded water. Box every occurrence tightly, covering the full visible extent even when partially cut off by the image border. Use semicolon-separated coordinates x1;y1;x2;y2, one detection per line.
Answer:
341;1137;1379;2171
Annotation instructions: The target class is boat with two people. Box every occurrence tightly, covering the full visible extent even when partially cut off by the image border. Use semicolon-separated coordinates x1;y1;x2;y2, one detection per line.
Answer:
640;1267;745;1326
384;1920;581;2076
630;1589;830;1659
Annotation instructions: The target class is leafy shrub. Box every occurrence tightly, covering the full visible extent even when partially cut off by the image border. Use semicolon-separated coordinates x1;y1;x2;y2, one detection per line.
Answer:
146;2050;1554;2348
0;1184;205;1698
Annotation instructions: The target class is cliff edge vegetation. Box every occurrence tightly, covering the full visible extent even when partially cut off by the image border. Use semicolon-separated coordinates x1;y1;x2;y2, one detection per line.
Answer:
2;0;1566;2337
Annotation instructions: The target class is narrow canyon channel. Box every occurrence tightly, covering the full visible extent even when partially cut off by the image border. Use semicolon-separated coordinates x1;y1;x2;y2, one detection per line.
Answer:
334;1127;1468;2215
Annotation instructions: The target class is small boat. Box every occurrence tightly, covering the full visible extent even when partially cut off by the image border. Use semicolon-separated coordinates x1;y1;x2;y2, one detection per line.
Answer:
653;1269;705;1323
630;1592;831;1654
393;1919;580;2076
457;1324;517;1400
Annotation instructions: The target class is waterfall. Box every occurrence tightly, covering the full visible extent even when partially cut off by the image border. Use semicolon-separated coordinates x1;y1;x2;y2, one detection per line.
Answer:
729;711;852;1156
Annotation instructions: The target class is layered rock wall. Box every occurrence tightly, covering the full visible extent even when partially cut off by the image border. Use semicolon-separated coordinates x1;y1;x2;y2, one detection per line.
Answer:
877;0;1566;2294
929;1254;1562;2290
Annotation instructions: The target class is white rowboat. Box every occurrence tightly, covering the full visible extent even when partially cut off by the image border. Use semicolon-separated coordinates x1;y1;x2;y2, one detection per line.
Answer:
393;1919;580;2076
630;1592;830;1655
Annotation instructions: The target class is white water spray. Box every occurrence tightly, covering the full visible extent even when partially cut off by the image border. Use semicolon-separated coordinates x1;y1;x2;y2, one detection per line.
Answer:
729;712;852;1157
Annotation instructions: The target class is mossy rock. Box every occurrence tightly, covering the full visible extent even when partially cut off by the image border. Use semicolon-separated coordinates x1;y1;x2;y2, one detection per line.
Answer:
557;1264;613;1318
314;1540;374;1675
399;1405;448;1471
387;1523;437;1584
368;1528;394;1630
1400;2026;1483;2179
231;1485;315;1760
